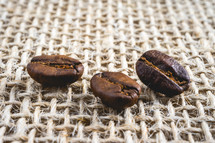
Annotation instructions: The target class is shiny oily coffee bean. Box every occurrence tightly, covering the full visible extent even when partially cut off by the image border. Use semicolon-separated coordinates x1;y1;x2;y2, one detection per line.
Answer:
136;50;190;96
90;72;141;110
27;55;84;86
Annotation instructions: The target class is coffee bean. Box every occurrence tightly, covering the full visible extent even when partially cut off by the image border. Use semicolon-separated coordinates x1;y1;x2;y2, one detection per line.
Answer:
27;55;84;86
136;50;190;96
90;72;141;110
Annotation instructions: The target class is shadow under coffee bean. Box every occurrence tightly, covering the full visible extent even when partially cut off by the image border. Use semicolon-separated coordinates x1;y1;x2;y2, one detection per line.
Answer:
27;55;84;86
90;72;141;110
136;50;190;97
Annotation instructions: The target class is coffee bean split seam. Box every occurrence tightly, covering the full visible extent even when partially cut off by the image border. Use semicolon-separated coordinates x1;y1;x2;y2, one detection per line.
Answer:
90;72;141;110
139;57;188;86
31;61;83;72
27;55;84;86
99;73;139;97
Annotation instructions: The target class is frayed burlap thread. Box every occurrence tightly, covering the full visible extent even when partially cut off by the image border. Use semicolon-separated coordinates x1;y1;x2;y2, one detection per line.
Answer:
0;0;215;142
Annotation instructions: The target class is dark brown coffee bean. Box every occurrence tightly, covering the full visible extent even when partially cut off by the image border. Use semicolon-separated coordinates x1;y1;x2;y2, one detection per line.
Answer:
136;50;190;96
90;72;141;110
27;55;84;86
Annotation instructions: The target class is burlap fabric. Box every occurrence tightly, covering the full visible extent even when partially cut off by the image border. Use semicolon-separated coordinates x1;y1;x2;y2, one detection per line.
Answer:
0;0;215;142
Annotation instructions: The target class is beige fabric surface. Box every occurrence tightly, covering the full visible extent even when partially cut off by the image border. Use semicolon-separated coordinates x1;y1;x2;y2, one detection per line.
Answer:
0;0;215;142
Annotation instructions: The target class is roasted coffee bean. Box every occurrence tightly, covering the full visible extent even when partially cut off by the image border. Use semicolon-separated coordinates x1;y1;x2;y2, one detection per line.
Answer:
27;55;84;86
136;50;190;96
90;72;141;110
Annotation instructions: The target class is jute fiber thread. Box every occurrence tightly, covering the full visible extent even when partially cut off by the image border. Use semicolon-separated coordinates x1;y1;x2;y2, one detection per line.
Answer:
0;0;215;142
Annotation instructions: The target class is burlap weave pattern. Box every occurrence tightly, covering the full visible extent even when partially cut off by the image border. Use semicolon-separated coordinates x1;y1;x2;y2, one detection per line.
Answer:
0;0;215;142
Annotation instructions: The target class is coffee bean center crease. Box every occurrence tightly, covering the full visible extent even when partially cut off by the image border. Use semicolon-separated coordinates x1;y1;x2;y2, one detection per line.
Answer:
140;57;188;86
31;61;82;72
99;73;139;97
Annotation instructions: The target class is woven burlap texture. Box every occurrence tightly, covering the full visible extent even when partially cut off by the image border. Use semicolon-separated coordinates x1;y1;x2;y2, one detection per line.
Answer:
0;0;215;142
